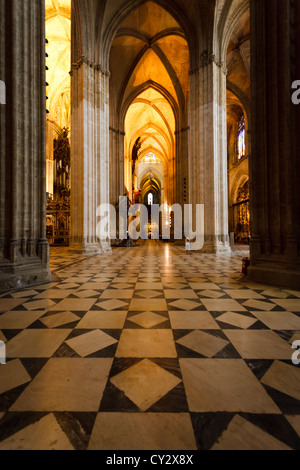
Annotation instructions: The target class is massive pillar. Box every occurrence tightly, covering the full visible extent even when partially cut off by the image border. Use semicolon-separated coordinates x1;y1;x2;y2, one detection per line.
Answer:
247;0;300;289
188;53;230;252
70;54;111;253
109;126;125;206
0;0;51;291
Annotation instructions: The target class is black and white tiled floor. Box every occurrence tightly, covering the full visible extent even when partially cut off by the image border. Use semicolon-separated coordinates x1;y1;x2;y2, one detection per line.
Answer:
0;241;300;450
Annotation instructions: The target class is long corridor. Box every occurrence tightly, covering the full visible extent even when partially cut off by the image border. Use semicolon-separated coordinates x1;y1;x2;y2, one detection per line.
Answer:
0;241;300;450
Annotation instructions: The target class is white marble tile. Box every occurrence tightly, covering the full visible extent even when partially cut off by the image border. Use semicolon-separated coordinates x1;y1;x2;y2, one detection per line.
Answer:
216;312;257;329
0;413;74;450
6;329;71;358
242;299;276;311
135;290;163;299
164;290;198;299
225;290;265;299
51;299;96;311
116;330;177;358
40;311;80;328
189;283;220;290
96;299;128;310
251;311;300;330
0;299;29;313
66;330;117;357
211;415;291;450
168;300;201;311
0;359;31;394
271;299;300;312
129;299;168;311
0;310;46;329
224;330;293;359
176;330;229;357
128;312;167;328
76;311;127;329
0;330;6;342
135;282;164;290
23;299;56;311
261;361;300;401
11;290;39;298
10;358;113;412
169;311;219;329
78;282;110;291
180;359;280;413
88;413;197;450
111;359;181;411
100;290;134;299
285;415;300;437
34;290;75;299
201;299;247;312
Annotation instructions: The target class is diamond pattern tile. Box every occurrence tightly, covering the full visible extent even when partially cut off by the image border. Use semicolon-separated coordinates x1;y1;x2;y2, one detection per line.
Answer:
111;359;181;411
0;242;299;450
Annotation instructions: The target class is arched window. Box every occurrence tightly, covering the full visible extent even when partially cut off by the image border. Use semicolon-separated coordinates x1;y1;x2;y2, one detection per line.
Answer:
148;193;153;206
237;113;246;160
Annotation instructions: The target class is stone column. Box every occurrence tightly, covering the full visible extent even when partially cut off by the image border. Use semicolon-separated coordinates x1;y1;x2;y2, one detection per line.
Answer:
0;0;51;291
70;56;111;253
188;53;230;252
175;127;189;208
247;0;300;288
109;126;125;206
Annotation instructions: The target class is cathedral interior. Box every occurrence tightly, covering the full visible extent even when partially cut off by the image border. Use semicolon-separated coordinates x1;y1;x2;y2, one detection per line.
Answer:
0;0;300;451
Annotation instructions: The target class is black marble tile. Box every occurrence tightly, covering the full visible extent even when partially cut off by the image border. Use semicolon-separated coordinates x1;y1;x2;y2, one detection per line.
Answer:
239;413;300;450
0;384;29;413
52;342;81;358
54;412;97;451
213;343;241;359
109;358;144;378
86;343;118;358
0;412;49;442
20;358;49;379
99;381;139;412
262;384;300;415
148;383;189;413
174;343;207;359
25;320;48;330
244;359;274;380
1;329;23;341
190;412;235;450
123;318;171;329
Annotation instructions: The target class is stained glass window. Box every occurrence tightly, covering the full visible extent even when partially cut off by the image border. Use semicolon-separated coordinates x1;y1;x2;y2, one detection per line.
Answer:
237;114;246;160
148;193;153;206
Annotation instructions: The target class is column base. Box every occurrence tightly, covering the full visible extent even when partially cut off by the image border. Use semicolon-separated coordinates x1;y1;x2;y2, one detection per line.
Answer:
69;241;112;255
191;235;231;254
0;262;52;292
247;264;300;290
199;243;232;254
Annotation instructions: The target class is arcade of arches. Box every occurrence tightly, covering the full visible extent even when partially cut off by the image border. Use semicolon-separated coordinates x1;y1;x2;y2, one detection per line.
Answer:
0;0;300;450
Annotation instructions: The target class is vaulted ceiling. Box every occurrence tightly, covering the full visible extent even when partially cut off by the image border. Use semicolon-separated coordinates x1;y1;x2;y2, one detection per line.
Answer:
45;0;71;129
110;1;190;167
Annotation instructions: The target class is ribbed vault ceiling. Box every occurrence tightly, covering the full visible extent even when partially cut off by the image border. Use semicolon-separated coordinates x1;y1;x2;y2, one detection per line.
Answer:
111;1;190;167
45;0;71;128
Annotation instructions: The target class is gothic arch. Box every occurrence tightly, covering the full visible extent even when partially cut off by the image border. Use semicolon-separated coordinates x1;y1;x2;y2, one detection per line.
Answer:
214;0;249;63
99;0;194;70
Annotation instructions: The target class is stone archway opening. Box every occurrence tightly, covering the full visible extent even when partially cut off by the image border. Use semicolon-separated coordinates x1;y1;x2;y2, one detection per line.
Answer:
108;1;190;242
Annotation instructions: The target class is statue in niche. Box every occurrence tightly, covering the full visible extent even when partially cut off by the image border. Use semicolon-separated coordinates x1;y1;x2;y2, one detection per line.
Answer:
132;137;141;174
53;127;71;199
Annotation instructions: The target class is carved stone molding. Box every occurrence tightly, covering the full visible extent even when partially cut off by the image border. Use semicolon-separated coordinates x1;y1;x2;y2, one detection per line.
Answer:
70;55;111;77
189;51;228;76
109;126;125;136
175;126;190;136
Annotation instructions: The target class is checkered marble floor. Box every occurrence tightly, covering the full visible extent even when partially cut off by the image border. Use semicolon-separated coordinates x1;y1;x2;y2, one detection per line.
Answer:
0;240;300;450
